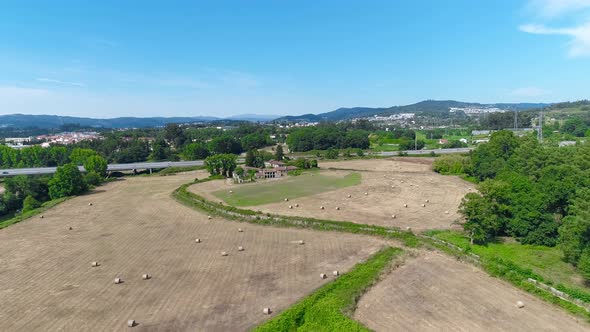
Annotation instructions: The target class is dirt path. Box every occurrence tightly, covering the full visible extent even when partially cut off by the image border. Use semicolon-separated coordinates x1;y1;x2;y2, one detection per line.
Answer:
0;171;385;331
354;251;590;331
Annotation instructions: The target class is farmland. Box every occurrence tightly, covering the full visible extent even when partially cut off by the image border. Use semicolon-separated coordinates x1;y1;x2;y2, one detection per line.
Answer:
0;171;385;331
212;172;361;206
194;158;474;232
354;251;589;331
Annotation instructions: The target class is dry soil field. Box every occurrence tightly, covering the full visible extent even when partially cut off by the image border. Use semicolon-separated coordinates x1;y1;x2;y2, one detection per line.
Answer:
354;251;590;331
193;158;475;231
0;171;385;331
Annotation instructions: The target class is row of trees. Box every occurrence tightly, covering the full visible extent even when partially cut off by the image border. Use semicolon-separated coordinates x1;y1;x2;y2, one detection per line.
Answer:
286;124;370;152
452;131;590;277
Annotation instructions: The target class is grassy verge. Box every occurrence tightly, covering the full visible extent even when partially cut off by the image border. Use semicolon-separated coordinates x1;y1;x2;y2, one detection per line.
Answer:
213;172;361;207
173;178;420;247
0;196;71;230
254;247;403;332
425;230;590;320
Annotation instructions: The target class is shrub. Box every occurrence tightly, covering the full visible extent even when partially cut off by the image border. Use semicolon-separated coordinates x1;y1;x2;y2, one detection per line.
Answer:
22;195;41;213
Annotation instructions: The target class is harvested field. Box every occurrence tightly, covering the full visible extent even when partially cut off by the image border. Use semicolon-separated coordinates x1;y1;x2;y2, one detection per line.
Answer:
354;251;590;332
192;158;474;231
0;171;384;331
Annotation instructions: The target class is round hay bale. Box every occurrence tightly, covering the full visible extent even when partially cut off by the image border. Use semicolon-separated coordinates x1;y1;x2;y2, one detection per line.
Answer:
406;226;412;231
516;301;525;308
127;319;136;327
299;240;305;245
207;215;212;220
347;194;351;198
91;261;99;267
88;203;93;206
221;251;228;256
425;199;429;203
195;238;201;243
333;270;340;276
364;192;368;195
320;206;325;210
142;274;150;280
295;203;299;207
238;228;243;232
289;205;293;209
445;211;449;214
229;190;233;193
403;204;407;208
421;204;426;207
391;214;396;219
284;198;289;202
40;215;44;219
114;278;122;284
238;246;244;251
320;273;327;279
335;207;340;210
391;185;395;188
263;307;272;315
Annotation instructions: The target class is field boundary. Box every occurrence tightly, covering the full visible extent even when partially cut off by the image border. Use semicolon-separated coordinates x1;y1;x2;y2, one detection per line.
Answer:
253;247;404;332
0;196;72;230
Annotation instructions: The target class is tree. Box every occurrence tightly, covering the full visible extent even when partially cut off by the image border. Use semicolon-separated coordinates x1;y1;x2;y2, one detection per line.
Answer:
164;123;187;148
325;149;339;159
150;138;171;161
48;163;88;199
69;148;98;165
22;195;41;212
182;142;210;160
209;136;243;155
459;192;503;244
275;145;284;161
83;155;108;177
245;150;264;168
558;189;590;270
204;154;237;177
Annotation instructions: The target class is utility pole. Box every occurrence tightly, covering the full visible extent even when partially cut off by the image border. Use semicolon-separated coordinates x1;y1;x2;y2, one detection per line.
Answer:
514;110;518;130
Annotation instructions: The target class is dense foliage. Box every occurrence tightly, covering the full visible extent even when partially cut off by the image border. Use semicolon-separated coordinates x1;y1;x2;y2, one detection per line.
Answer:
286;124;369;152
456;130;590;277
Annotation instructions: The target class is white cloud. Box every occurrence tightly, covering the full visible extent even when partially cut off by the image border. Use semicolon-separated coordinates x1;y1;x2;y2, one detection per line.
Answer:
36;77;85;87
520;22;590;56
511;86;550;98
528;0;590;17
521;1;590;57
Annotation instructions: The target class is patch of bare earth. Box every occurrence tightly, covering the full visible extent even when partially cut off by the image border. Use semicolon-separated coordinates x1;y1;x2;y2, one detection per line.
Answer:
354;251;590;332
0;171;384;331
194;158;475;232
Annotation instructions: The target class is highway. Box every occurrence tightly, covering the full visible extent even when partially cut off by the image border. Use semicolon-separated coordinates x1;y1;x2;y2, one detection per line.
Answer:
0;148;471;177
0;161;203;177
378;147;473;156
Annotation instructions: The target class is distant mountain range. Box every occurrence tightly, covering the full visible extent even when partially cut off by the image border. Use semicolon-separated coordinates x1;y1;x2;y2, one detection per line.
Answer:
274;100;551;122
0;100;551;129
0;113;280;129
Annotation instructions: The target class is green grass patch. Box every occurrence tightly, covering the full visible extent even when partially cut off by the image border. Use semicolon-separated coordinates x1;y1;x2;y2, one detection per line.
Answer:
254;247;403;332
0;196;71;230
428;230;583;289
213;172;361;206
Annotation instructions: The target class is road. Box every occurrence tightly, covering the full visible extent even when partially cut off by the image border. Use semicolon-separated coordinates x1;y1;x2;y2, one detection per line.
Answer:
378;147;472;156
0;148;470;177
0;161;203;177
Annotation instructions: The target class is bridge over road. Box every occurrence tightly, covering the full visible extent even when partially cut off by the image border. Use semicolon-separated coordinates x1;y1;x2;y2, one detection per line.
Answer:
0;161;204;177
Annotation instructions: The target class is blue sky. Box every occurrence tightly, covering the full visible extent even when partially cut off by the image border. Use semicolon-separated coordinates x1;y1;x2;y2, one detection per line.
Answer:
1;0;589;118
